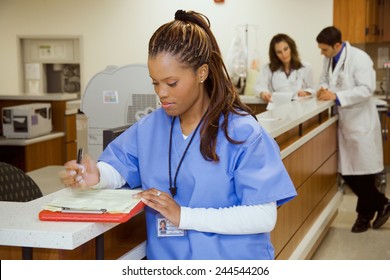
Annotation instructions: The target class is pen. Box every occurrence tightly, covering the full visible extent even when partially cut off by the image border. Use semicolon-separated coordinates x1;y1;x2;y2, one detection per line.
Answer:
61;207;107;214
76;148;84;164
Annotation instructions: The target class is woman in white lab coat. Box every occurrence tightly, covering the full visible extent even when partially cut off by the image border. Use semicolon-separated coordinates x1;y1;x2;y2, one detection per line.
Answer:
316;26;390;233
254;34;314;110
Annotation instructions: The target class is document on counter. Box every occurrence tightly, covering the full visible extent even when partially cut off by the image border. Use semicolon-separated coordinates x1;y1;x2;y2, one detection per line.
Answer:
266;91;295;110
39;188;145;223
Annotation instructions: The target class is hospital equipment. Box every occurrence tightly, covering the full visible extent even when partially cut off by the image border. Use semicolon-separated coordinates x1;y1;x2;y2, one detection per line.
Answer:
2;103;52;138
81;64;157;160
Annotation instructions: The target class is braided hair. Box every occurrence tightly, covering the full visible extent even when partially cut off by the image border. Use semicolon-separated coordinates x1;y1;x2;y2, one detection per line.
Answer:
149;10;253;162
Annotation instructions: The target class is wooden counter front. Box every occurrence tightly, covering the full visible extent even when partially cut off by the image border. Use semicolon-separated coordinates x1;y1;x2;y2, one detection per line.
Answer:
257;99;340;260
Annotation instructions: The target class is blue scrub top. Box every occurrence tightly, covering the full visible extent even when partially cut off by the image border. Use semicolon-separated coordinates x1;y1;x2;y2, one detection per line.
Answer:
99;108;296;260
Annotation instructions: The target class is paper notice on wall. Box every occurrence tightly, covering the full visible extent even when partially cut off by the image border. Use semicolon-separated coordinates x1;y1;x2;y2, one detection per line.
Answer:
25;63;41;80
378;47;389;69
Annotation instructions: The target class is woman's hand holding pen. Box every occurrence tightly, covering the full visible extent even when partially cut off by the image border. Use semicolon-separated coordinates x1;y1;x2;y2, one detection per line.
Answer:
59;154;100;189
134;188;181;226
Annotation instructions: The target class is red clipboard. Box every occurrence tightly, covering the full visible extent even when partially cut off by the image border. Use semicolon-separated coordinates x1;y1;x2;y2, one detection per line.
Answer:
39;201;145;223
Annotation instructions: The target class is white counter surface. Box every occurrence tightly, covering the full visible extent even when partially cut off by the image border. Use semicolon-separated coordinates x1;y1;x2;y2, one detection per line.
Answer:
257;98;335;138
27;166;66;196
0;187;117;250
0;132;64;146
0;93;78;101
239;94;265;104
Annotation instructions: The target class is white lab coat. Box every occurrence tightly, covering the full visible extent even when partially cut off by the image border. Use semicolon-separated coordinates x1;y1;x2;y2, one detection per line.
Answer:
254;62;314;97
319;42;383;175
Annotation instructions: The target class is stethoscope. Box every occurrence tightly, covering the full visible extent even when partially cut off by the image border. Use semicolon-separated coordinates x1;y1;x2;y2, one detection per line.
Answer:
325;45;347;88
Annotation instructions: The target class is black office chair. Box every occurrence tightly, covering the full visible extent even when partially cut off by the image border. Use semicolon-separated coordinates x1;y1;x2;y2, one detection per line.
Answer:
0;162;43;259
0;162;43;202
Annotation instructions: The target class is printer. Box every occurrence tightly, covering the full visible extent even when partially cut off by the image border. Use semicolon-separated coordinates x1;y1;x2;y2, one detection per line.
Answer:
2;103;52;138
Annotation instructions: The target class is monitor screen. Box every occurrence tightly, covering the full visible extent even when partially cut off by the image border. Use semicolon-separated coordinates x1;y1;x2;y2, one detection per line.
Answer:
102;125;131;150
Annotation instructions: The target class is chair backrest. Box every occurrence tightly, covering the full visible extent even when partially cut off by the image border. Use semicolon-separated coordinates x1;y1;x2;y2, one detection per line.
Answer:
0;162;43;202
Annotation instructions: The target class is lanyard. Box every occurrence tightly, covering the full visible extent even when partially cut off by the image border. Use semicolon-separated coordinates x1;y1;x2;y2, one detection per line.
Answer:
168;113;206;197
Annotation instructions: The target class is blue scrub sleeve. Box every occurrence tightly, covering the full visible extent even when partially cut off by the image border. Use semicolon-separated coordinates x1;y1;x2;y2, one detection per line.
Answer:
233;127;297;207
98;124;142;189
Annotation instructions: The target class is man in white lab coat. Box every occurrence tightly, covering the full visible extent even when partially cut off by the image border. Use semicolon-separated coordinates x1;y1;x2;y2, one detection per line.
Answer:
316;26;390;233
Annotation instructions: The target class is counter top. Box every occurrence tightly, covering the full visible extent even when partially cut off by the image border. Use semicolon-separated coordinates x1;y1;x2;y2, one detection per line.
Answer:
256;98;335;138
0;132;64;146
0;188;117;250
0;93;78;101
239;94;265;104
27;166;66;196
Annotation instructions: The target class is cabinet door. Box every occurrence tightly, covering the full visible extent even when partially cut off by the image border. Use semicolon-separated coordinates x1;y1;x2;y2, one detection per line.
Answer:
334;0;366;43
333;0;381;43
365;0;380;42
379;0;390;42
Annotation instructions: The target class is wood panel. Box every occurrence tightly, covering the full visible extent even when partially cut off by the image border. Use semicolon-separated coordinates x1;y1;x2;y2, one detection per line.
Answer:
0;137;65;172
333;0;366;44
24;137;65;171
381;0;390;41
272;153;338;258
333;0;384;43
271;121;338;259
275;126;300;149
65;113;77;160
282;123;337;189
65;114;77;142
247;103;267;115
275;186;338;260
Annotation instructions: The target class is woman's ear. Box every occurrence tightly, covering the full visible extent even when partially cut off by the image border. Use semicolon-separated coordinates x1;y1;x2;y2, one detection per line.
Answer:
198;64;209;83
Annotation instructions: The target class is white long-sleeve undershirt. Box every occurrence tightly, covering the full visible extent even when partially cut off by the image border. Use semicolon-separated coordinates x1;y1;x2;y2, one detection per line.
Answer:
95;161;277;234
179;203;276;234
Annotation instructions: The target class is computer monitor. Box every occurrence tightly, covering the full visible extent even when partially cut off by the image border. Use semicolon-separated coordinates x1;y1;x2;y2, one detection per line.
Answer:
102;124;131;150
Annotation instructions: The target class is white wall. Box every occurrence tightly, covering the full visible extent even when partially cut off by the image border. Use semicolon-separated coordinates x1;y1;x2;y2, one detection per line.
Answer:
0;0;333;95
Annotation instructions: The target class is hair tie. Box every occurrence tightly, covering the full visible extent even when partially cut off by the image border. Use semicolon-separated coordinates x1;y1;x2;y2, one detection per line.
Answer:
175;10;191;21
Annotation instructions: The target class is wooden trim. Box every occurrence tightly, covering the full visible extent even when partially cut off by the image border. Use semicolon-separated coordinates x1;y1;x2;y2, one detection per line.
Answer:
273;152;338;258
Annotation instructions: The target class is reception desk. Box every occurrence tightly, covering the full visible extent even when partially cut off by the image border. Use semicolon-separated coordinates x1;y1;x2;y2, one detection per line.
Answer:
258;98;340;259
0;98;340;260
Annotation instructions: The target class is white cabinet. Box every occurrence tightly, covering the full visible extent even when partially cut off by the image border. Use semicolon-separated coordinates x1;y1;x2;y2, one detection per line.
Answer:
22;38;79;63
20;38;81;94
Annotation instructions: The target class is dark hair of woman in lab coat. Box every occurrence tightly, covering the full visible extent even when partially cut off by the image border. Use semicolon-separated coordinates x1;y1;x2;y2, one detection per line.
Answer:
148;10;253;162
268;33;303;72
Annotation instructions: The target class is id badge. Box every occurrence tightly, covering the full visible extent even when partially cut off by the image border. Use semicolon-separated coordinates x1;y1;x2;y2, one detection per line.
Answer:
156;214;185;237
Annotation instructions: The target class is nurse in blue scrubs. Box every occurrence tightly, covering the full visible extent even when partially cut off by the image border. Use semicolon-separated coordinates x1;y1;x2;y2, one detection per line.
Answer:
60;10;297;260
